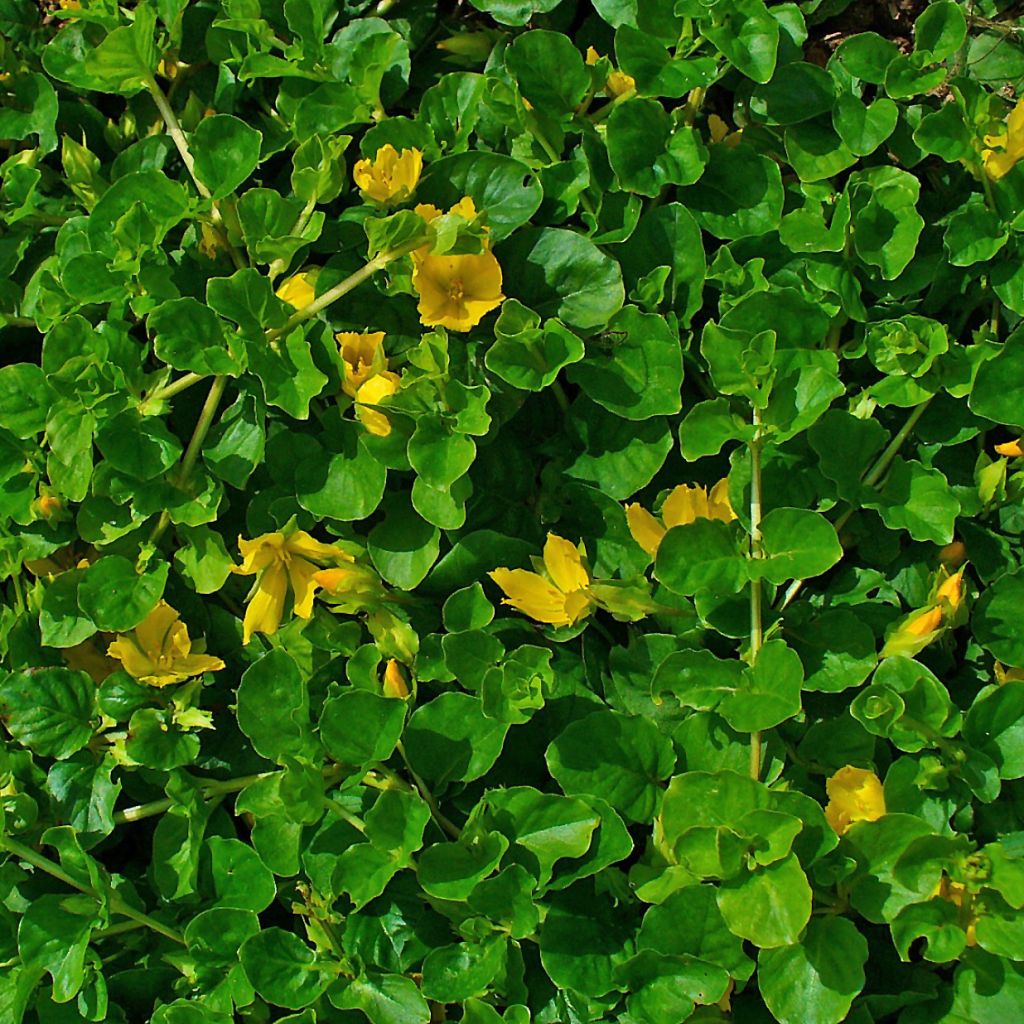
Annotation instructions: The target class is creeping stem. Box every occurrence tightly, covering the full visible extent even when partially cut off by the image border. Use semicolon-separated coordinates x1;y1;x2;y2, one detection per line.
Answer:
145;75;247;272
0;836;184;945
748;405;765;782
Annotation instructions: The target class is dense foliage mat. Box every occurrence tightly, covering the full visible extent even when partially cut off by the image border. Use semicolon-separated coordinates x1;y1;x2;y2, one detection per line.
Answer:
2;0;1024;1020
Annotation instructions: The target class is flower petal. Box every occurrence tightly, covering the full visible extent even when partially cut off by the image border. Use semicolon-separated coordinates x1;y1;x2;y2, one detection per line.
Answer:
543;534;590;594
243;563;288;644
489;568;574;626
626;504;666;559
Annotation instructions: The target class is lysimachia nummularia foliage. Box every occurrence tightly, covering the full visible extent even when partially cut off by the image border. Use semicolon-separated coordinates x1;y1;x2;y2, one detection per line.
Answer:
1;0;1024;1021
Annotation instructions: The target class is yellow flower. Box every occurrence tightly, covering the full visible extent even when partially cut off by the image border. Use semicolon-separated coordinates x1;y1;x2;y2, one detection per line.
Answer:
235;530;348;644
336;331;387;398
626;479;735;559
824;766;886;836
934;567;965;613
489;534;595;628
584;45;635;99
995;662;1024;685
411;197;504;332
275;271;317;310
312;559;385;613
353;144;423;205
983;98;1024;180
107;601;225;687
931;876;978;947
355;370;401;437
708;113;744;147
382;659;410;699
996;438;1024;457
198;222;226;260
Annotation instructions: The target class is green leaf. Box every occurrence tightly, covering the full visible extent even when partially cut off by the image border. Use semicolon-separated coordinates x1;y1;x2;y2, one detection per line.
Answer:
82;6;158;94
914;0;967;60
205;836;278;911
717;853;813;948
654;519;746;596
419;831;510;901
408;417;476;490
704;0;779;83
78;556;168;632
296;426;387;521
239;928;330;1010
966;683;1024;782
945;195;1008;266
498;228;624;330
849;167;924;280
833;94;899;156
753;508;843;584
421;939;505;1002
0;668;95;759
720;640;804;733
678;145;784;240
236;649;318;764
831;32;900;84
486;301;585;391
246;328;328;419
149;298;246;377
0;364;53;438
546;709;676;823
203;391;265;488
87;170;189;258
785;118;858;182
861;457;960;544
757;916;868;1024
974;568;1024;669
566;306;683;420
606;99;706;195
970;328;1024;429
191;115;263;199
404;692;509;785
319;687;406;767
567;400;672;500
368;498;440;590
17;893;93;1003
207;268;290;337
418;153;542;242
506;31;588;118
95;410;183;481
124;707;200;769
39;570;96;649
331;972;430;1024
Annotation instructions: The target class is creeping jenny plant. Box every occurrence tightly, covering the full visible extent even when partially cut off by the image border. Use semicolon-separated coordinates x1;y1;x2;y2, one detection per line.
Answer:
2;0;1024;1021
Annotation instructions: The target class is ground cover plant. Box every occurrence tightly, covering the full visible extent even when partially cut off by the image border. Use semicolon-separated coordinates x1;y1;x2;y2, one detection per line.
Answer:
2;0;1024;1020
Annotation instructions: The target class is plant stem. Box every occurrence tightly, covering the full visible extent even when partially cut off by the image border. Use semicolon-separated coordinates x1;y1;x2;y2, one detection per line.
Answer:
0;836;184;945
748;405;765;782
114;770;274;824
397;741;462;840
145;76;247;271
265;240;423;342
149;375;228;546
1;315;36;328
143;370;207;408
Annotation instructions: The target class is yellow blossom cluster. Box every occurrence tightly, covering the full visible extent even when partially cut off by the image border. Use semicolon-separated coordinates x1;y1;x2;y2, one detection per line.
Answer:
353;145;422;205
335;330;400;437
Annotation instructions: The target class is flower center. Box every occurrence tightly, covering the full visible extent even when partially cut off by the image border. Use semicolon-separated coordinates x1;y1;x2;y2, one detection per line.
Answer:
448;279;464;303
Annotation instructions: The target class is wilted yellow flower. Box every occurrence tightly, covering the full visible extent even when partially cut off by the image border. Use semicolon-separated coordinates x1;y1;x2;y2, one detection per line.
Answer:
626;479;736;559
353;144;422;205
64;638;118;684
824;766;886;835
336;331;387;398
58;0;80;9
995;662;1024;685
489;534;595;628
939;540;967;568
382;659;410;699
983;98;1024;180
235;530;347;644
355;371;401;437
107;601;225;687
996;438;1024;457
275;271;317;310
708;113;744;147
